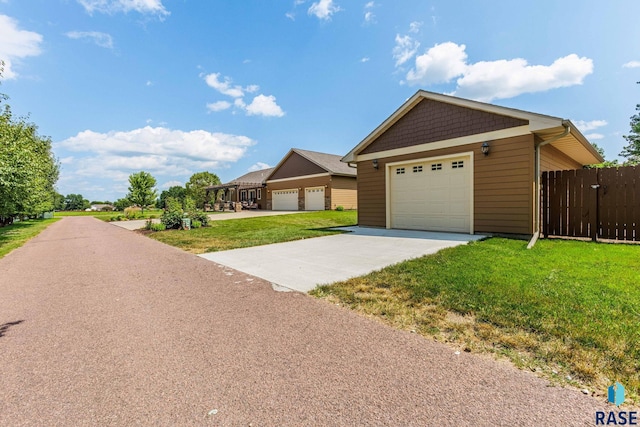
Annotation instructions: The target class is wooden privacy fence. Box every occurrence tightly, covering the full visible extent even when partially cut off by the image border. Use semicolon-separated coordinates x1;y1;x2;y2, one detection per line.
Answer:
541;166;640;241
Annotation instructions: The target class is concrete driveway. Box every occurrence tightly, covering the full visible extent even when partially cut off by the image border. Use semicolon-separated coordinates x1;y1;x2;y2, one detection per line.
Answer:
199;227;483;292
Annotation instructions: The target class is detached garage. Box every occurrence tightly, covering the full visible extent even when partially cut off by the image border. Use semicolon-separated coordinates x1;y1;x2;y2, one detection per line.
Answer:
342;90;603;235
266;148;357;211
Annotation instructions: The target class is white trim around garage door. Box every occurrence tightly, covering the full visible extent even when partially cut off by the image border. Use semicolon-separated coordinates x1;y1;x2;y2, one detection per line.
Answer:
385;151;474;234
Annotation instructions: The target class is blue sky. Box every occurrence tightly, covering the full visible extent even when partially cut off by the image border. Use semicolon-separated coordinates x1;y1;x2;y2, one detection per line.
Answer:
1;0;638;202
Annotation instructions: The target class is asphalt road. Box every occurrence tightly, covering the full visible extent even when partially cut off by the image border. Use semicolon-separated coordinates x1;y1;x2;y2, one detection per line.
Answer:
0;217;608;426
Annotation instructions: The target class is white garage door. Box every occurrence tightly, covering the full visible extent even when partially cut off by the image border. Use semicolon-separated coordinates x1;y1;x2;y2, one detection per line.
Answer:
389;156;471;233
305;187;325;211
272;189;299;211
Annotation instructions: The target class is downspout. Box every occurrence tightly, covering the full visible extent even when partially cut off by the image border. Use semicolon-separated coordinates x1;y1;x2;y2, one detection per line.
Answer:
527;121;570;249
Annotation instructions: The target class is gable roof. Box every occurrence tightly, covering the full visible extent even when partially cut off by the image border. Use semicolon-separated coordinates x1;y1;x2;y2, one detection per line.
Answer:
267;148;356;181
342;90;603;165
207;168;274;191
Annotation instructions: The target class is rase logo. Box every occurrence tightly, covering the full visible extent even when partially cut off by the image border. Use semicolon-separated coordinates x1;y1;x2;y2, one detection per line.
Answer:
595;382;638;425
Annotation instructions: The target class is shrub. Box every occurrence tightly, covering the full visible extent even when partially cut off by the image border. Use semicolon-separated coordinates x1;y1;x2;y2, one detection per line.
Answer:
161;197;184;229
187;210;209;227
144;219;153;230
335;205;344;211
124;207;142;219
150;223;166;232
191;220;202;229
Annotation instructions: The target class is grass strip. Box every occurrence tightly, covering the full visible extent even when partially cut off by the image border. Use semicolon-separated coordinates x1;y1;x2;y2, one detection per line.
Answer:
0;218;59;259
311;237;640;401
149;210;357;253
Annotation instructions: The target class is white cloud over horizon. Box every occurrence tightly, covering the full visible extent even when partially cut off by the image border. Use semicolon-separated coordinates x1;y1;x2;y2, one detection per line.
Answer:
66;31;114;49
622;61;640;69
56;126;256;192
574;119;608;132
308;0;341;21
77;0;169;16
393;34;420;67
363;2;376;24
401;41;593;102
203;72;285;117
0;15;43;79
248;162;271;172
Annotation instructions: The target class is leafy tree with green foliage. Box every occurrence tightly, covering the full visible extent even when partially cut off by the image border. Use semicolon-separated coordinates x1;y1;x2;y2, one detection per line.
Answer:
53;192;65;211
160;196;184;229
157;185;186;210
113;197;131;211
0;65;60;225
620;104;640;165
185;171;220;209
587;143;620;168
126;171;158;214
63;194;90;211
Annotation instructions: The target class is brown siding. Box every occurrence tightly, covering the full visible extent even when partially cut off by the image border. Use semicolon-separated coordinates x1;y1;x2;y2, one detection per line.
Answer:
266;176;331;210
357;134;535;234
361;99;528;155
269;152;326;180
540;144;582;172
329;175;357;210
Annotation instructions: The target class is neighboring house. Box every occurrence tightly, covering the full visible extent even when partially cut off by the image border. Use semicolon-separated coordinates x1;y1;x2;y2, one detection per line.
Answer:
266;148;357;211
342;90;603;236
87;204;115;212
207;168;274;209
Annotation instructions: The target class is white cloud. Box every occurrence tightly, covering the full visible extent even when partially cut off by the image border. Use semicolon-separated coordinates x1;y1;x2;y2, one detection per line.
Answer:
161;180;183;189
204;72;284;117
574;120;608;132
285;12;295;20
248;162;271;172
66;31;114;49
206;101;232;112
204;73;246;98
623;61;640;69
146;80;153;86
77;0;169;16
392;34;420;67
406;42;468;84
360;57;370;63
409;21;422;34
403;42;594;102
56;126;256;183
363;2;375;24
584;133;604;140
245;94;285;117
0;15;43;79
308;0;341;20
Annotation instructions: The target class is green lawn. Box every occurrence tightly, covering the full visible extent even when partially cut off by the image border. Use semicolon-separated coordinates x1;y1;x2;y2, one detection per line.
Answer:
0;218;59;259
149;210;357;253
311;237;640;401
54;209;163;221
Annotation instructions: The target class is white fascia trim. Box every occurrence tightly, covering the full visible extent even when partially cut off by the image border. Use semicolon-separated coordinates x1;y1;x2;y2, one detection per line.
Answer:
357;126;529;162
266;173;330;184
385;151;475;234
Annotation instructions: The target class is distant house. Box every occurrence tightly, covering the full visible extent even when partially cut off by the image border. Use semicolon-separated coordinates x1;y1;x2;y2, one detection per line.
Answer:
265;148;357;211
87;204;115;212
206;168;274;209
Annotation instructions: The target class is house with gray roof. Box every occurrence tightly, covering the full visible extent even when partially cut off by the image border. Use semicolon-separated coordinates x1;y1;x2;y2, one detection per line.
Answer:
207;168;274;210
265;148;357;211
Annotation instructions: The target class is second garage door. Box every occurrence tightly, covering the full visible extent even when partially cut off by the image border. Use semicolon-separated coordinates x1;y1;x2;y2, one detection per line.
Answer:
304;187;325;210
389;156;471;233
272;189;299;211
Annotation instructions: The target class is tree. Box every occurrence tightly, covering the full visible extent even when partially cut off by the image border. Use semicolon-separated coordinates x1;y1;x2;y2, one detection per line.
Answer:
64;194;90;211
185;171;220;209
157;185;186;210
620;103;640;165
126;171;158;213
587;143;619;168
53;192;65;211
113;197;131;211
0;98;59;224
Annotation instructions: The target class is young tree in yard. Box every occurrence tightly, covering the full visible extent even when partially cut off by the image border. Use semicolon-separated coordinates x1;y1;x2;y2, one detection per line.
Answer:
113;197;131;211
126;171;158;214
185;171;220;209
587;143;619;168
